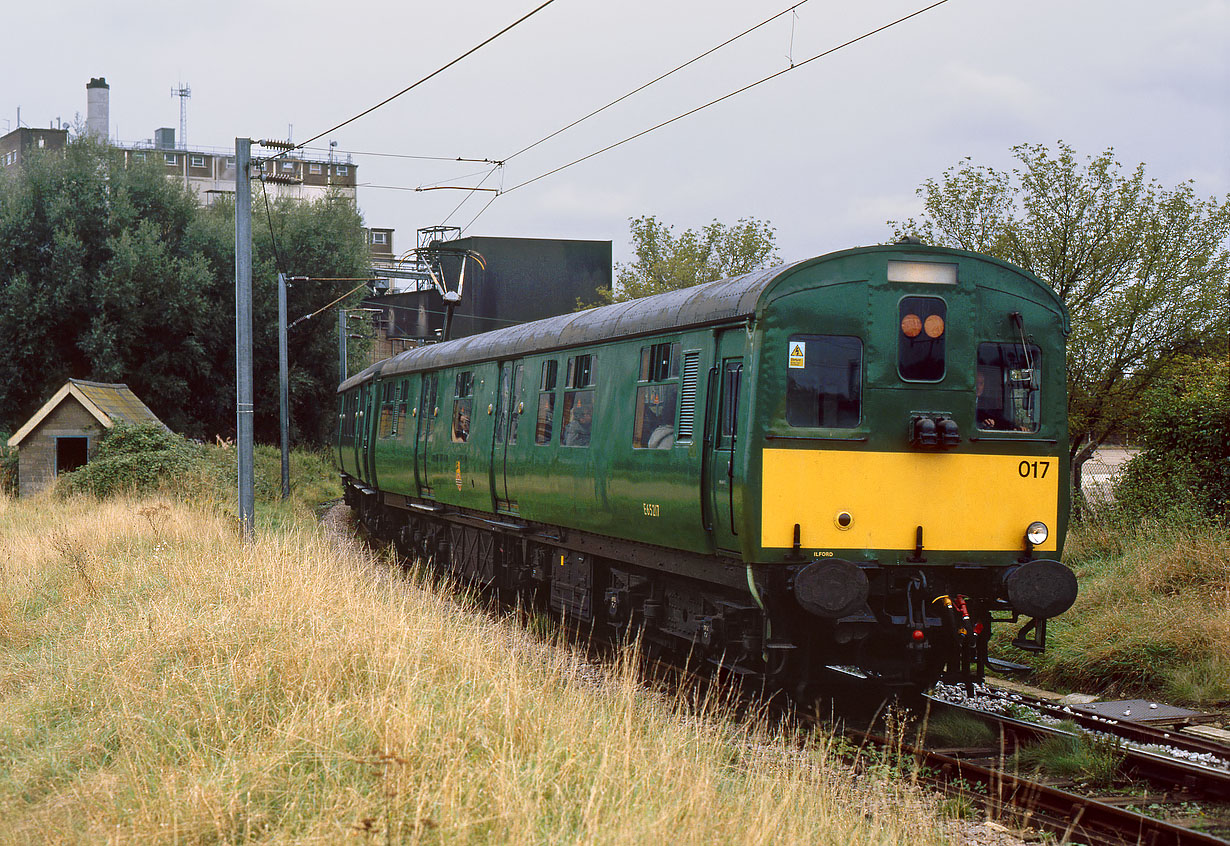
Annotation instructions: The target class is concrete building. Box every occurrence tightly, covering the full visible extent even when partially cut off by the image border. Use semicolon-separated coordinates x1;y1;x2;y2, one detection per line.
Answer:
0;126;68;170
118;128;358;206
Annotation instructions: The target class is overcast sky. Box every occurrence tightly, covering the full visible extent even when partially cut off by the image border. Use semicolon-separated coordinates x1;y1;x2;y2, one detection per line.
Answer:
4;0;1227;267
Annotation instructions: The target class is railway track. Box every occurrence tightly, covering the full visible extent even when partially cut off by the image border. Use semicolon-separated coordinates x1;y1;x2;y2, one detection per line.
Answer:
906;683;1230;843
346;518;1230;844
844;723;1229;846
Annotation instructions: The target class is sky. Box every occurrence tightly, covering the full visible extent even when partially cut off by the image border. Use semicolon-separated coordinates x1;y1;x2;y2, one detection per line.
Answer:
4;0;1227;268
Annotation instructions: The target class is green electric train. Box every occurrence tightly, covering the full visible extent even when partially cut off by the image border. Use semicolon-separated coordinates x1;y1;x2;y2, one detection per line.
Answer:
336;242;1077;693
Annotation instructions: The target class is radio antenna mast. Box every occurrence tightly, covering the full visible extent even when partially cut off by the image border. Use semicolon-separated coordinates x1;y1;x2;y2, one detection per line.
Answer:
171;82;191;148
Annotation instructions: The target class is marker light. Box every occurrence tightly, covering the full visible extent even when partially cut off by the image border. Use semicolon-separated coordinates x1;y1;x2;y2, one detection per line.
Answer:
912;629;925;641
924;314;945;338
1026;522;1049;546
901;313;922;338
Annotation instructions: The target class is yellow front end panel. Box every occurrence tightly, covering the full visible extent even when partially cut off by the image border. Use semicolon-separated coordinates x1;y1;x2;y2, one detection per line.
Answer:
761;449;1060;553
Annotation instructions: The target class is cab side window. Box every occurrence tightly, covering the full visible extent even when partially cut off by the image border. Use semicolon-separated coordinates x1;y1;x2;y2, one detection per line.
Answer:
976;343;1041;432
633;341;680;449
786;335;862;428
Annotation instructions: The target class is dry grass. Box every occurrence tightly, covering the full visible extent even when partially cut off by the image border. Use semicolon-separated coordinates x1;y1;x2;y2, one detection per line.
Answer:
0;492;953;845
999;515;1230;706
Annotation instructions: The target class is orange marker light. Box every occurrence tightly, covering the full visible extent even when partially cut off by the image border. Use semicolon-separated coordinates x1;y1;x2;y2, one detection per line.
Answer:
901;314;922;338
924;314;945;338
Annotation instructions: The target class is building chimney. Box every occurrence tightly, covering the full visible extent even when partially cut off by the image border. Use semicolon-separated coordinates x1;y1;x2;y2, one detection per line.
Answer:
86;77;109;140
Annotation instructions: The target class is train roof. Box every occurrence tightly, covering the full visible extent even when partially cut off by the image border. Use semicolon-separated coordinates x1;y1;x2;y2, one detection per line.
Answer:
339;244;1064;391
340;262;786;391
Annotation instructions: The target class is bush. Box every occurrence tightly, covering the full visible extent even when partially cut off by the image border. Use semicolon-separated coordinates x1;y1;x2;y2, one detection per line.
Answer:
1113;357;1229;521
0;431;16;495
58;422;203;498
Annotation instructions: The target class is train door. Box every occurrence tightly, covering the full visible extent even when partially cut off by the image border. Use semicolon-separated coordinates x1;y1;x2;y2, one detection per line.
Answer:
414;372;438;497
491;360;524;513
705;330;746;552
362;380;382;488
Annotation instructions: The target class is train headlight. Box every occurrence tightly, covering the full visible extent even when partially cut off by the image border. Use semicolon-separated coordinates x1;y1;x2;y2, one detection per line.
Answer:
1025;522;1049;546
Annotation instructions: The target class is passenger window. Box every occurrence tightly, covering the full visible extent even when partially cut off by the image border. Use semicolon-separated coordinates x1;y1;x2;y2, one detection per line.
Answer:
786;335;862;428
535;361;557;445
394;380;409;439
977;343;1041;432
634;385;678;448
378;382;396;439
451;371;473;443
634;341;681;449
561;354;596;447
561;391;593;447
898;297;946;381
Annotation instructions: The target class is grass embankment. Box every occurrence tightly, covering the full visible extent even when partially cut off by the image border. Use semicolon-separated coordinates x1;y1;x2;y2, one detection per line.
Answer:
1;489;951;844
996;515;1230;707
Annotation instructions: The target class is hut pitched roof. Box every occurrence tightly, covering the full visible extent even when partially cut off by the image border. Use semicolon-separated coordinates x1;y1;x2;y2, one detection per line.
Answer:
7;379;166;447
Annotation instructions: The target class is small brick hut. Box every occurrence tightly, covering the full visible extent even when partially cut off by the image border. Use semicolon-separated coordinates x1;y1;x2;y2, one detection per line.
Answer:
6;379;166;496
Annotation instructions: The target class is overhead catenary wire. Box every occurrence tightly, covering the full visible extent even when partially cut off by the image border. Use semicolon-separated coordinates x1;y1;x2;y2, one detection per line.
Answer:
502;0;811;165
258;176;287;277
301;146;501;165
440;1;809;229
499;0;951;198
358;298;527;328
288;281;372;330
271;0;559;161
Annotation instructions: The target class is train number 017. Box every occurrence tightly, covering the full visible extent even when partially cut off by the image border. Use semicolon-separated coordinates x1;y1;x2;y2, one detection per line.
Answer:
642;503;661;517
1018;460;1050;479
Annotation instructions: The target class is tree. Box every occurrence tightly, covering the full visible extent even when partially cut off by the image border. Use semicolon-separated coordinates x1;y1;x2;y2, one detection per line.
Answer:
1113;356;1230;521
890;142;1230;504
593;215;780;304
0;137;369;445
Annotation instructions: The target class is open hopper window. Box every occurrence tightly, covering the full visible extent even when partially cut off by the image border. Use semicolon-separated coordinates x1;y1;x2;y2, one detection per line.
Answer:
976;343;1041;433
898;296;946;381
786;335;862;428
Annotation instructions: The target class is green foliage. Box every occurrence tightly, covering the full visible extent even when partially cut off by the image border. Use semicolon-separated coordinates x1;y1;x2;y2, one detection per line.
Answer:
0;431;16;495
58;422;201;498
55;422;340;527
921;710;996;748
0;137;369;445
995;513;1230;706
591;215;780;305
890;142;1230;495
1015;731;1124;788
1113;357;1229;520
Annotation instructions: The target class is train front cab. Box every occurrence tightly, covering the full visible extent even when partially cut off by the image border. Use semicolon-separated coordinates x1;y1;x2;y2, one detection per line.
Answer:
743;246;1077;688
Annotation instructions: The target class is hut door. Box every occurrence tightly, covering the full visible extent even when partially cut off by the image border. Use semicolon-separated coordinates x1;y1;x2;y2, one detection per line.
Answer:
56;437;88;475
